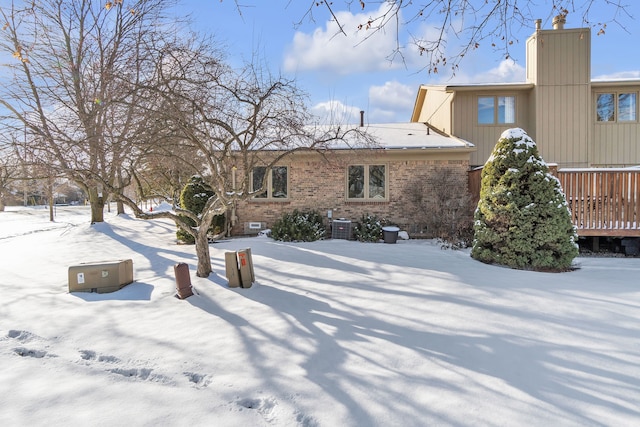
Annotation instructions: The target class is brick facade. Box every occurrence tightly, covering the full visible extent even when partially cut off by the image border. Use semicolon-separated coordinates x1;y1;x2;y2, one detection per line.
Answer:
230;149;470;238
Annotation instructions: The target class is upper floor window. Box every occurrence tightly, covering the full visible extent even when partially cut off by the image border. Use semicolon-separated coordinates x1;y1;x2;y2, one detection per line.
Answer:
251;166;288;199
597;92;637;122
348;164;386;200
478;96;516;124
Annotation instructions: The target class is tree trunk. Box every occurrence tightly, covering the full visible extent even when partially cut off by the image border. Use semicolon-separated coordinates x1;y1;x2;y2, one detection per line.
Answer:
116;169;125;214
88;187;105;223
194;228;212;277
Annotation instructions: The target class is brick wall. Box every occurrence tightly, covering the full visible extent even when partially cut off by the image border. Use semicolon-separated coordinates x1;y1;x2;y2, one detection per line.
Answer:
230;151;470;238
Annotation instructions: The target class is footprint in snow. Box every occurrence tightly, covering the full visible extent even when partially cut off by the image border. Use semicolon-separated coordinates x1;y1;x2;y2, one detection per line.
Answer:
7;330;42;342
237;396;278;421
183;371;211;388
13;347;49;358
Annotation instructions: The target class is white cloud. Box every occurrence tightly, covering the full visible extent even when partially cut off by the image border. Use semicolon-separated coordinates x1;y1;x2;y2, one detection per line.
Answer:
366;108;398;123
310;100;363;124
366;80;415;122
368;80;415;110
446;59;526;84
283;5;403;75
593;70;640;80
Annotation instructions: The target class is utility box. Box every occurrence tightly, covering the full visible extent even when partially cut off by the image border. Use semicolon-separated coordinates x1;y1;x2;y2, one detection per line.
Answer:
68;259;133;293
224;249;255;288
332;219;352;240
225;252;242;288
174;262;194;299
237;248;255;288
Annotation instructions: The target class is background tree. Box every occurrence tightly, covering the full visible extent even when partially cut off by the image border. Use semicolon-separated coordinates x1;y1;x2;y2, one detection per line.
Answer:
471;128;578;271
0;146;19;211
0;0;172;223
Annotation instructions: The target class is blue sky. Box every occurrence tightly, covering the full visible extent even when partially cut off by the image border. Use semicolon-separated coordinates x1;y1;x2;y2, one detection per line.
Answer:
0;1;637;124
174;0;640;124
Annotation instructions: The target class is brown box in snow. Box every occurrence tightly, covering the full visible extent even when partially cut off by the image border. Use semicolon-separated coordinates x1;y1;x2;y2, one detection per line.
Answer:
225;252;241;288
237;248;254;288
68;259;134;293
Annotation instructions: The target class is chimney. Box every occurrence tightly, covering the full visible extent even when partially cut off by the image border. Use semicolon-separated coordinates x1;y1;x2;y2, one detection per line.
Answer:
360;110;364;127
552;15;566;30
535;19;542;30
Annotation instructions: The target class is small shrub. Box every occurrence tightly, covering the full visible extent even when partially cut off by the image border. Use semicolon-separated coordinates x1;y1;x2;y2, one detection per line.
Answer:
176;176;223;244
353;213;388;242
407;168;473;248
271;210;326;242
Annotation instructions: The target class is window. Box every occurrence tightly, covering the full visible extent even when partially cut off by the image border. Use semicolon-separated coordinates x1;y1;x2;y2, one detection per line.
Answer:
619;93;637;122
597;92;637;122
251;166;288;199
478;96;516;125
348;165;386;200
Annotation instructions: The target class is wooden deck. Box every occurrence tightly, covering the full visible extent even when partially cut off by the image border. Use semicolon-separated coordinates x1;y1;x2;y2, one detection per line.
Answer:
468;167;640;237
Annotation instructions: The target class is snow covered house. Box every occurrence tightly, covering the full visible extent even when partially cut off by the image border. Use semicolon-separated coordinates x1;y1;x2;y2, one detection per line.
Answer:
229;122;475;238
411;17;640;240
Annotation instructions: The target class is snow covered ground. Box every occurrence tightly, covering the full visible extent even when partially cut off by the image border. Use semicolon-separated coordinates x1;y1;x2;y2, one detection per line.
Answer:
1;205;639;426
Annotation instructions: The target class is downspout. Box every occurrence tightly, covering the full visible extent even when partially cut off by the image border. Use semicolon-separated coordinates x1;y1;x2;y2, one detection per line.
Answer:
449;91;456;138
231;166;237;228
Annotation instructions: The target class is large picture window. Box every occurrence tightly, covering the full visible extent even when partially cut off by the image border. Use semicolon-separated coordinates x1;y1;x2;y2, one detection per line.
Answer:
251;166;288;199
478;96;516;125
348;165;386;200
597;92;637;122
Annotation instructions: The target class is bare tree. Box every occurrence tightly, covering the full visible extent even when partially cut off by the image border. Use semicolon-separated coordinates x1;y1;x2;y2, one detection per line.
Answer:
108;35;376;277
0;0;174;223
225;0;631;74
0;146;19;211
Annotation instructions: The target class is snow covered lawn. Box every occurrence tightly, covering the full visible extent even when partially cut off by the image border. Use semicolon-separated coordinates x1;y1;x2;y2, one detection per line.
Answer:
1;206;639;426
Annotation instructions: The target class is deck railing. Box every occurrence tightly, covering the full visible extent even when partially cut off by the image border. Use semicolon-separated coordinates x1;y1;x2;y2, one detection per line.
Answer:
468;167;640;237
557;169;640;236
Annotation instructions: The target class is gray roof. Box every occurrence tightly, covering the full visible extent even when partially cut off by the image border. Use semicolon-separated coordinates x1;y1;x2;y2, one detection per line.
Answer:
332;122;474;150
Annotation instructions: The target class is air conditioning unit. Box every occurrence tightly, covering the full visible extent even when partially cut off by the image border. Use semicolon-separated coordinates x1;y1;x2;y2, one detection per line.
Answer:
332;219;352;240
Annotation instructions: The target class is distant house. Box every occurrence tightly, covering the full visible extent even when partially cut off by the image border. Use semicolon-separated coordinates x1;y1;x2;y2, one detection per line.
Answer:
411;17;640;169
230;122;475;237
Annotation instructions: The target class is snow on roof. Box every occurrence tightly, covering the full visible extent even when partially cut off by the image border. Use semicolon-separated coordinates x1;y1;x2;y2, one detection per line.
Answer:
331;122;474;150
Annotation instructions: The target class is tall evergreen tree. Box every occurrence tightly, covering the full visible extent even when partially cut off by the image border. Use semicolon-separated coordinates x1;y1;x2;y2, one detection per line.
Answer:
471;128;578;271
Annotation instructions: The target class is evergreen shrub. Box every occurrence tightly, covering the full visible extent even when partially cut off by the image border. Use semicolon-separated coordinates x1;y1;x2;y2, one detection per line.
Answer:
471;128;579;271
353;213;388;242
271;210;326;242
176;176;223;244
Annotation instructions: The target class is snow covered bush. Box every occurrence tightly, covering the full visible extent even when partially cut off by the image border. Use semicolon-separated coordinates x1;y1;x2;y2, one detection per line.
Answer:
176;176;223;244
471;128;578;271
271;210;326;242
353;213;388;242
